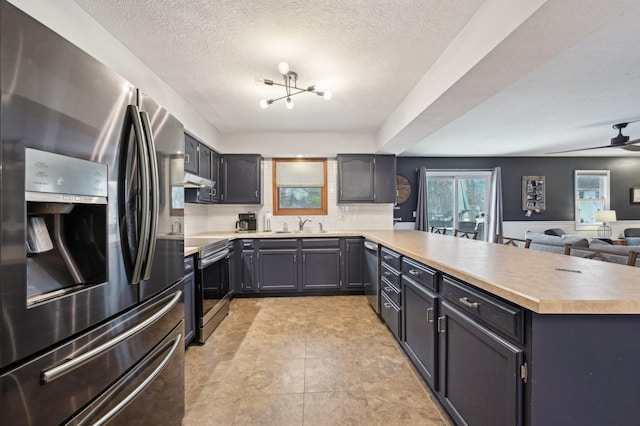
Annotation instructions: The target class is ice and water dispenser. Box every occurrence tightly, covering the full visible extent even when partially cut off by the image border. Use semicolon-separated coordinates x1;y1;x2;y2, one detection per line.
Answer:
25;149;108;305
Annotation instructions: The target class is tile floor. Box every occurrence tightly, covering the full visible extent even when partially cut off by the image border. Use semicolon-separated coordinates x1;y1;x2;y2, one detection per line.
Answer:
183;296;453;425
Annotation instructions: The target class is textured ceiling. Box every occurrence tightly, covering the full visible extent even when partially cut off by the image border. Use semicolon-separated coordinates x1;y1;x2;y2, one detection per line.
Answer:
73;0;640;156
74;0;483;133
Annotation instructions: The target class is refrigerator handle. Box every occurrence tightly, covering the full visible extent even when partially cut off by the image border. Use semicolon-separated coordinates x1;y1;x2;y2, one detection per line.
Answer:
139;111;159;281
41;290;182;384
127;105;151;285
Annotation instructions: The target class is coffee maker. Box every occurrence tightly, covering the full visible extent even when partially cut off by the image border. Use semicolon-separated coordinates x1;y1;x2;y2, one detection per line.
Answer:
235;212;257;232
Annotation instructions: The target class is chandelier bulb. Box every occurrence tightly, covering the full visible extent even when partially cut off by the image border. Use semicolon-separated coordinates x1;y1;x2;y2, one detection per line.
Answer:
278;61;290;75
255;76;265;86
259;99;270;109
323;91;332;100
286;97;294;109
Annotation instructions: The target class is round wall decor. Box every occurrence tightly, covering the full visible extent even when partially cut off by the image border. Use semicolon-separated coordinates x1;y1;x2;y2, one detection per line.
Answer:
396;175;411;205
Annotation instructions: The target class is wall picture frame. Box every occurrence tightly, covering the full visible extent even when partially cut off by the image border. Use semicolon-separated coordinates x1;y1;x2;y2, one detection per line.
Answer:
522;175;546;211
631;187;640;204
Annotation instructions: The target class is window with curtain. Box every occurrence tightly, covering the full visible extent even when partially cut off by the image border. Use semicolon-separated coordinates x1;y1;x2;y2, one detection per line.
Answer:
273;158;327;215
425;171;491;240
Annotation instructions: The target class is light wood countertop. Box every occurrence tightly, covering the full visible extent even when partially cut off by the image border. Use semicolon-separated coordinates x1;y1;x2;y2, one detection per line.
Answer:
184;229;640;314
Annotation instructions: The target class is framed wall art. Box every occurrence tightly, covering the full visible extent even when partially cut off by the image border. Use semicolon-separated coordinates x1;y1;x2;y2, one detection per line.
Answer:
522;176;546;211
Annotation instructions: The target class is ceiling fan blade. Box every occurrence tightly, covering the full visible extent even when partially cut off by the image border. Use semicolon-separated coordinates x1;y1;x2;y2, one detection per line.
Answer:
622;144;640;152
545;144;618;154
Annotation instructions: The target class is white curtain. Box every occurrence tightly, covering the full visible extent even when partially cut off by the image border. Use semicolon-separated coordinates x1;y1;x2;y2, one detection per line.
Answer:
487;167;503;240
415;167;429;231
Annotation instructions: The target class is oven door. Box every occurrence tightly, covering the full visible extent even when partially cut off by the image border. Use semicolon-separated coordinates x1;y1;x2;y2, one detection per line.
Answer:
196;249;230;341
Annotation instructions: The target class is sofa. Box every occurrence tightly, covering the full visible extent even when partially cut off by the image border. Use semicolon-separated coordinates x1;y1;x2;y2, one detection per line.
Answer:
525;231;639;266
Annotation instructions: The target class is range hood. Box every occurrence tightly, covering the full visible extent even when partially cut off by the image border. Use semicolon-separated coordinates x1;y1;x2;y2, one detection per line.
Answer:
184;171;215;188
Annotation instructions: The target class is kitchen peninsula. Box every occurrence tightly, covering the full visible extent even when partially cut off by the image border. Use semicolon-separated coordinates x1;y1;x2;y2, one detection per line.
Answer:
186;230;640;425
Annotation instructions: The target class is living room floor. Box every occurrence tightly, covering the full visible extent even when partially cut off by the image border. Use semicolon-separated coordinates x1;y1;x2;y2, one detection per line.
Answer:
182;296;452;425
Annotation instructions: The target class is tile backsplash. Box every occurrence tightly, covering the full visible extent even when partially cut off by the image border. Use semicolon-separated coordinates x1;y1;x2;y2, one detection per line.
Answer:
184;159;394;234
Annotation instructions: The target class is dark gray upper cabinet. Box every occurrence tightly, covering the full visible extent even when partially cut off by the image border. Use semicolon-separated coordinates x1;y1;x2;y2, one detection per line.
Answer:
343;238;364;288
184;134;199;174
338;155;374;202
373;155;397;203
221;154;262;204
198;144;213;181
337;154;397;203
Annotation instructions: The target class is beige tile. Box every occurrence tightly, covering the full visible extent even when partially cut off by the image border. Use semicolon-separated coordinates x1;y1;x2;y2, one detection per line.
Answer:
184;296;449;425
303;391;372;426
365;388;450;425
304;357;362;392
233;393;304;425
182;393;241;425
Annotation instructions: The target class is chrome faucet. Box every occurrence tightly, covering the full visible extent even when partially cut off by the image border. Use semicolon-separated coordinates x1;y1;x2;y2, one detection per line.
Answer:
298;216;311;231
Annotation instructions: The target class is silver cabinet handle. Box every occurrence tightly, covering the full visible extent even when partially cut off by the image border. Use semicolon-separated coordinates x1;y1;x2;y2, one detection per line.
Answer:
437;316;446;333
185;153;190;164
384;286;393;292
384;303;392;309
408;269;419;276
41;290;182;384
93;333;182;426
426;307;434;323
383;255;392;260
383;271;391;276
459;297;479;309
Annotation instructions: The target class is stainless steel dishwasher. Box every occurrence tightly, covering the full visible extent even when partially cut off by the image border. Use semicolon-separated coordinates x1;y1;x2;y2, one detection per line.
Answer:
363;240;379;314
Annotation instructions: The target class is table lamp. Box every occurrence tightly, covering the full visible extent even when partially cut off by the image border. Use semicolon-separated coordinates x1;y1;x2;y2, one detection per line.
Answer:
595;210;616;238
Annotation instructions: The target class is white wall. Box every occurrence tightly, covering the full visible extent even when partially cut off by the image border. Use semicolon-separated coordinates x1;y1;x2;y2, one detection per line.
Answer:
185;159;394;234
8;0;221;150
221;133;377;157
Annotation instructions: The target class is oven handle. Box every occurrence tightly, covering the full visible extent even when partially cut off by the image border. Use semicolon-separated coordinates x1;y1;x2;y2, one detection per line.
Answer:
92;332;182;426
41;290;182;384
199;248;231;269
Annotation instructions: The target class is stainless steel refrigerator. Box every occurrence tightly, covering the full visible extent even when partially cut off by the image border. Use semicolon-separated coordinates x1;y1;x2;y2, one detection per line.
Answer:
1;2;185;424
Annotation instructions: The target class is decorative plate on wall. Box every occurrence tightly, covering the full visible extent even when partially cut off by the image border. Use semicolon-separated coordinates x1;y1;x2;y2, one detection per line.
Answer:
396;175;411;205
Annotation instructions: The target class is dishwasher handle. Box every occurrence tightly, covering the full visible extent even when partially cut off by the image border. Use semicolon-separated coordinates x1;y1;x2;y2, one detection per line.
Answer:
364;241;378;251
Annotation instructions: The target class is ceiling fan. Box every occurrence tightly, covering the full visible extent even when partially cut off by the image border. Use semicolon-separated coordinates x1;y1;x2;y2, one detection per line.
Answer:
546;121;640;154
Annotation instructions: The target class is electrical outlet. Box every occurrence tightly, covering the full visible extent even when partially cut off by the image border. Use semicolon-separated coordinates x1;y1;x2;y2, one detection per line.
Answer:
412;211;416;218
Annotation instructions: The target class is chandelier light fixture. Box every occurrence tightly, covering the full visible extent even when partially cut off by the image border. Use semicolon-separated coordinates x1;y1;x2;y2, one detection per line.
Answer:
256;61;332;109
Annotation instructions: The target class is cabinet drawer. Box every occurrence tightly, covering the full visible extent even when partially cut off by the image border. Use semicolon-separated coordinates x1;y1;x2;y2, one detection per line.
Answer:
381;277;401;306
380;262;401;287
259;239;297;249
442;276;524;344
380;247;401;271
380;292;401;341
402;258;437;292
302;238;340;248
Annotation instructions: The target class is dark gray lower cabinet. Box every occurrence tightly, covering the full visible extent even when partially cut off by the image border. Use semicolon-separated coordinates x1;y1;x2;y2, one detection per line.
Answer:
438;301;524;426
380;292;401;341
343;238;364;288
259;249;298;291
301;248;341;289
401;275;438;390
240;251;256;292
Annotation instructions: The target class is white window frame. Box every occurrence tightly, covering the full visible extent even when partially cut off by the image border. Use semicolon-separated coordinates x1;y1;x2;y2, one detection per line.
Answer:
574;170;610;230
